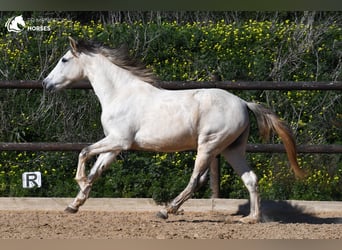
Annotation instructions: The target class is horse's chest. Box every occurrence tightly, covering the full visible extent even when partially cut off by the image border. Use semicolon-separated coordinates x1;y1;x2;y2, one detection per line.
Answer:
100;106;136;134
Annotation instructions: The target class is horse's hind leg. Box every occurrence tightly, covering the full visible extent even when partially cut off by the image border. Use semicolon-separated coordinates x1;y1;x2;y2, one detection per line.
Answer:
157;150;213;219
221;129;261;223
65;151;117;213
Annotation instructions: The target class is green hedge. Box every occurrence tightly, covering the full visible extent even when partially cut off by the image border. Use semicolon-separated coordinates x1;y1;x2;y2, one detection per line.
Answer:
0;15;341;201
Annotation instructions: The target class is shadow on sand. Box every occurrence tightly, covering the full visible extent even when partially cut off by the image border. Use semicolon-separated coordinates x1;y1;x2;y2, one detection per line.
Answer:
235;200;342;224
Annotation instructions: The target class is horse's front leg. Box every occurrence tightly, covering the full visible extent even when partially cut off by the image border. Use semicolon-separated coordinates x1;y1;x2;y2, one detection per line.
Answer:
65;151;117;213
74;148;90;193
65;136;121;213
64;147;92;213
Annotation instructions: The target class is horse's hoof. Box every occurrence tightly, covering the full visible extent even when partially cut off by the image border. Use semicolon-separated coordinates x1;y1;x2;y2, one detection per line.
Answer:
65;206;78;214
156;209;168;219
238;215;260;224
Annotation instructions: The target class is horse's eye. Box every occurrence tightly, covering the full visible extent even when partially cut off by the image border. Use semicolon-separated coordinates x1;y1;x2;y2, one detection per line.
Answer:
61;58;68;63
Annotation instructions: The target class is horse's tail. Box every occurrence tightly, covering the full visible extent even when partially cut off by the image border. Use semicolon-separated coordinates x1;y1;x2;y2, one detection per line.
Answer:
246;102;306;178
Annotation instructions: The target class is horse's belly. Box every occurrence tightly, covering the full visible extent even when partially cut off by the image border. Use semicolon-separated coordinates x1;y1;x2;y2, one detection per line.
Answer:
132;127;197;152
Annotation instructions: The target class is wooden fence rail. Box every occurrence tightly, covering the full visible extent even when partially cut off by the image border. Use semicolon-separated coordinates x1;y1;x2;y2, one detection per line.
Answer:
0;80;341;90
0;142;341;154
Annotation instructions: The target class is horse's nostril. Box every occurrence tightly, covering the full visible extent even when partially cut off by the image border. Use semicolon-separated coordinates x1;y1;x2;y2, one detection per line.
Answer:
42;79;54;91
42;79;47;88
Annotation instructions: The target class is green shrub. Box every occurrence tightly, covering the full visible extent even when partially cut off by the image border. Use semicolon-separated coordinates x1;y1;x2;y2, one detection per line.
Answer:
0;13;341;201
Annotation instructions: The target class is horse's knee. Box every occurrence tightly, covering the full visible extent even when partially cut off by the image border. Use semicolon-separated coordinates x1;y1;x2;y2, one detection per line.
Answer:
79;147;90;160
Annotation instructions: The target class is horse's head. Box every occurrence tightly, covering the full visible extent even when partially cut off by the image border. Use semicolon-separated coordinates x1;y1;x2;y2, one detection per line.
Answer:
43;37;85;91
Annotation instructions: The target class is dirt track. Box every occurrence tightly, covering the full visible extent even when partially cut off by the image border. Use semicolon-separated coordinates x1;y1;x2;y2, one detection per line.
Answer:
1;210;341;239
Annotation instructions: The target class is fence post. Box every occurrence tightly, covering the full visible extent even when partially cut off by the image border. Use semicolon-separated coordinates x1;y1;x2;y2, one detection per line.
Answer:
210;156;220;198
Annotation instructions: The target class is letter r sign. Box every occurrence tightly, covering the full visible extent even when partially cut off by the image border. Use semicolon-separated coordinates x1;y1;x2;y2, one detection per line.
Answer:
22;172;42;188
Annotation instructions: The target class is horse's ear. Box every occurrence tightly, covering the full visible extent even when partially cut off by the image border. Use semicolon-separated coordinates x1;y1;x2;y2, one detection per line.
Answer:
68;37;78;56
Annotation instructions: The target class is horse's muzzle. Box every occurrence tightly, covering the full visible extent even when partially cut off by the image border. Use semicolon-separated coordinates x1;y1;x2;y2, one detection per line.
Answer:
42;79;56;92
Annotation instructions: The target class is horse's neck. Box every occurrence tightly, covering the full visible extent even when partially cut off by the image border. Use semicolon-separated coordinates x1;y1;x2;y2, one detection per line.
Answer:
84;55;153;107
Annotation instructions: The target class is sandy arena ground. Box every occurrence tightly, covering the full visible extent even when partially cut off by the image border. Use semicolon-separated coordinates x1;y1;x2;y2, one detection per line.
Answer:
0;209;341;239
